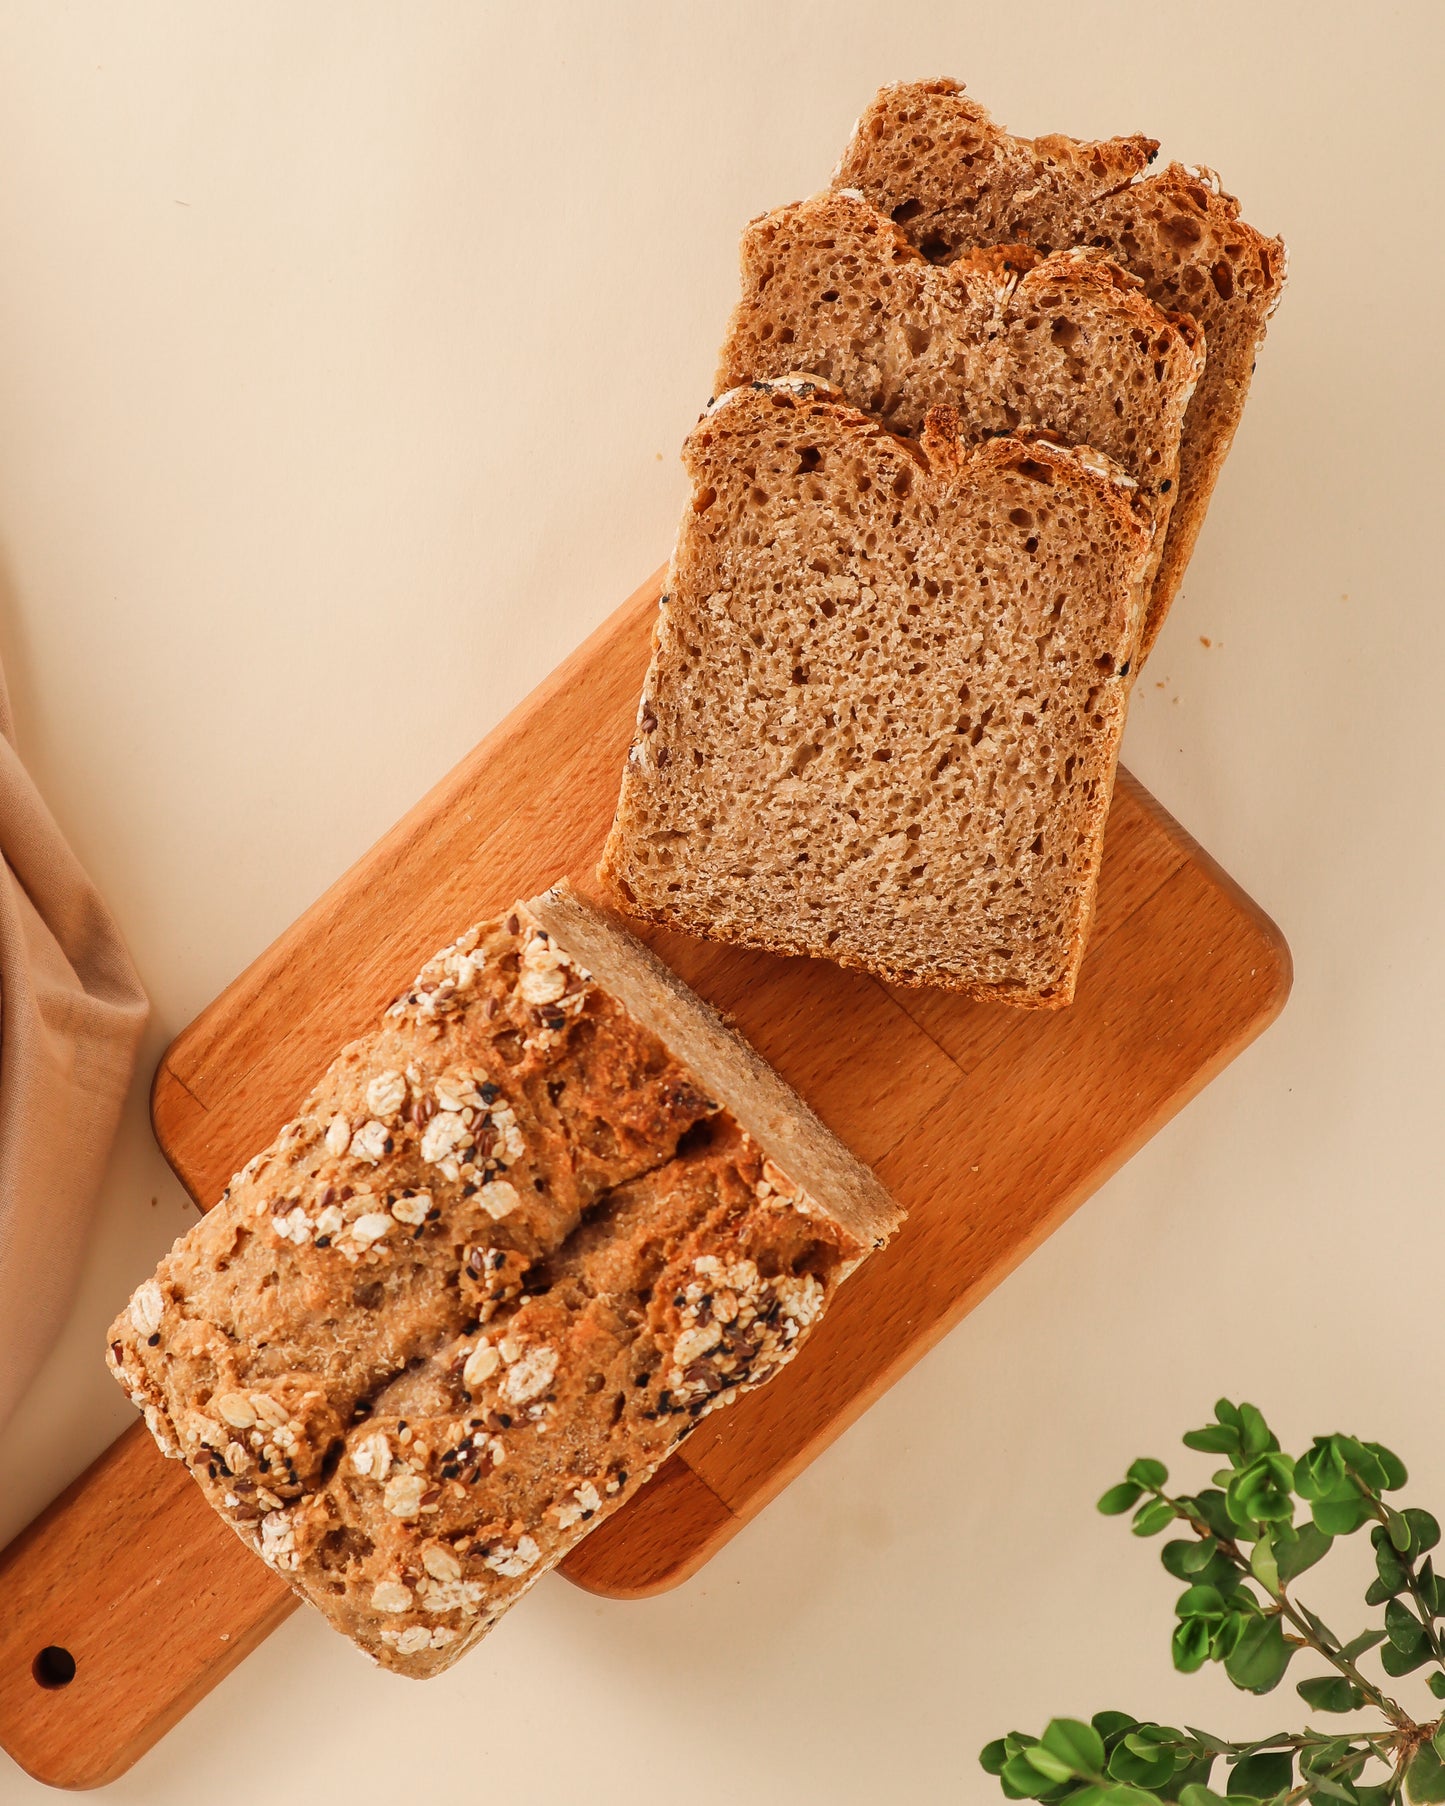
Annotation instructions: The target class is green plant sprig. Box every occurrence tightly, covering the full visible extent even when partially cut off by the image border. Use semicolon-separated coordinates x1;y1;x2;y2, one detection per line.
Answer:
980;1401;1445;1806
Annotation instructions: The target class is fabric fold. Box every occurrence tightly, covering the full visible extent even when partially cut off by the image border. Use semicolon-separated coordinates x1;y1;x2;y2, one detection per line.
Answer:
0;665;148;1432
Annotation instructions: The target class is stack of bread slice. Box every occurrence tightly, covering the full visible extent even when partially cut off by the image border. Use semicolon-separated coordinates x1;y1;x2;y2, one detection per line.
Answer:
602;79;1285;1006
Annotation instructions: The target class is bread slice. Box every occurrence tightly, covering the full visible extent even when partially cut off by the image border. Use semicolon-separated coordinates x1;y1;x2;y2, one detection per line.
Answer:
108;886;899;1676
599;379;1153;1005
832;78;1286;662
717;189;1203;599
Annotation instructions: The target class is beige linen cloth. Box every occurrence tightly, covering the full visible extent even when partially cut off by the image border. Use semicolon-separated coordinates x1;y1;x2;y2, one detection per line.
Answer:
0;666;148;1431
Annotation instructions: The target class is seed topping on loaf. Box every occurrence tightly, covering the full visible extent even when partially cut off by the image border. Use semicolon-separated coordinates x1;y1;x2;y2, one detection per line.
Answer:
109;895;897;1676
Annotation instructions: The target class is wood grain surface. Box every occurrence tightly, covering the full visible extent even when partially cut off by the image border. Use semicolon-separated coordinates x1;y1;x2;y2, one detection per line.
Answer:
0;568;1290;1790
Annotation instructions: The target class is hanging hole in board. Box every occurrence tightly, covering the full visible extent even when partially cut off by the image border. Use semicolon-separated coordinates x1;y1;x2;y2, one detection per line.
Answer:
33;1645;77;1689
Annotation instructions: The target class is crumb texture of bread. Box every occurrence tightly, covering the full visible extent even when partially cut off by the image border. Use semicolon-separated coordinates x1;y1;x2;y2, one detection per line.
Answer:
832;78;1285;660
600;380;1153;1004
107;893;897;1676
718;189;1202;587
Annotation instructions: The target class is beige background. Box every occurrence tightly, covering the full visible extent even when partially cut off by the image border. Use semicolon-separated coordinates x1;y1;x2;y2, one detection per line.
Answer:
0;2;1440;1798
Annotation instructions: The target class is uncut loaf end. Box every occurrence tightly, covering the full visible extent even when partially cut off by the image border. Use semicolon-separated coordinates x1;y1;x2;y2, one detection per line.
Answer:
108;885;899;1676
600;378;1154;1005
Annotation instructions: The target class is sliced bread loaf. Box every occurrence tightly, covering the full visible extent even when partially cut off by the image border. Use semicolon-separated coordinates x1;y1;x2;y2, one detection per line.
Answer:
832;78;1286;662
600;379;1153;1005
109;886;899;1676
716;189;1203;596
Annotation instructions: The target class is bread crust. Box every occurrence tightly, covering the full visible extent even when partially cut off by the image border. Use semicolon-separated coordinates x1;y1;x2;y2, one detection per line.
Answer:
108;893;896;1675
717;188;1203;606
833;79;1286;662
601;380;1152;1005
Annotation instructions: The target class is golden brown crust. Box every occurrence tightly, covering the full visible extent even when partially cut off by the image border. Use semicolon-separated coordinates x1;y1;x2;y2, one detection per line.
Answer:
108;900;892;1675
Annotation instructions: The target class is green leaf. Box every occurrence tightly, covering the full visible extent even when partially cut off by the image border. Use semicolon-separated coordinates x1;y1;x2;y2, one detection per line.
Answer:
1224;1614;1294;1694
1339;1627;1389;1661
1409;1509;1442;1553
1179;1788;1233;1806
1338;1435;1392;1495
981;1739;1011;1775
1133;1498;1177;1537
1380;1636;1433;1676
1374;1535;1410;1595
1368;1442;1410;1490
1237;1404;1278;1459
1166;1538;1224;1576
1184;1425;1243;1455
1295;1674;1364;1712
1295;1441;1341;1501
1039;1718;1107;1781
1429;1671;1445;1699
1226;1453;1297;1532
1127;1459;1169;1490
1228;1749;1292;1796
1190;1490;1237;1541
999;1750;1058;1798
1162;1540;1238;1592
1177;1585;1227;1621
1387;1597;1426;1653
1186;1727;1240;1756
1173;1617;1214;1674
1313;1492;1374;1537
1275;1521;1334;1583
1099;1481;1145;1516
1249;1536;1280;1593
1107;1738;1176;1789
1090;1712;1138;1742
1020;1744;1075;1785
1407;1743;1445;1804
1388;1507;1414;1552
1305;1767;1371;1805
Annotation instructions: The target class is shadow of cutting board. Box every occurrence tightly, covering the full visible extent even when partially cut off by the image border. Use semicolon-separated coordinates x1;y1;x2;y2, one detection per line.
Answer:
0;568;1291;1790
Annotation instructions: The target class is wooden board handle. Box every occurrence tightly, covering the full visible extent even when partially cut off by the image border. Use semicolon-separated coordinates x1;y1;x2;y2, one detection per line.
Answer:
0;1424;295;1791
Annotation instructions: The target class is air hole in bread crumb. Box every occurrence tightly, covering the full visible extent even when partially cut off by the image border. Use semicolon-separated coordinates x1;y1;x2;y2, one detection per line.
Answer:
692;486;716;512
795;446;821;474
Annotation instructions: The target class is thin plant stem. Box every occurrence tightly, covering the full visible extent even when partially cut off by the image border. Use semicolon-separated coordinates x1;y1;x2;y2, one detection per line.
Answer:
1149;1486;1411;1728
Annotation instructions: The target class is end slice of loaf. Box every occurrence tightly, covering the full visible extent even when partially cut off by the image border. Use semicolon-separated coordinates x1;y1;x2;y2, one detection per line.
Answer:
717;189;1203;599
833;78;1286;662
108;887;899;1677
600;379;1153;1004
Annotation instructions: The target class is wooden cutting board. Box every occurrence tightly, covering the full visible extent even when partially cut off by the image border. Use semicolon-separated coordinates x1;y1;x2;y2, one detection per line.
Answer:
0;568;1291;1791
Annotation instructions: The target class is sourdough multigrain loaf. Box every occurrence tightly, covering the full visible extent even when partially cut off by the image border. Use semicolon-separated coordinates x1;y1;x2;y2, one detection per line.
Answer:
599;379;1153;1005
833;79;1286;661
108;886;899;1677
717;189;1203;593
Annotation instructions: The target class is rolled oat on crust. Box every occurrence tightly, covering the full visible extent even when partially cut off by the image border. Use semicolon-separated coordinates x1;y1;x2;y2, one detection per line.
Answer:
109;887;899;1676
